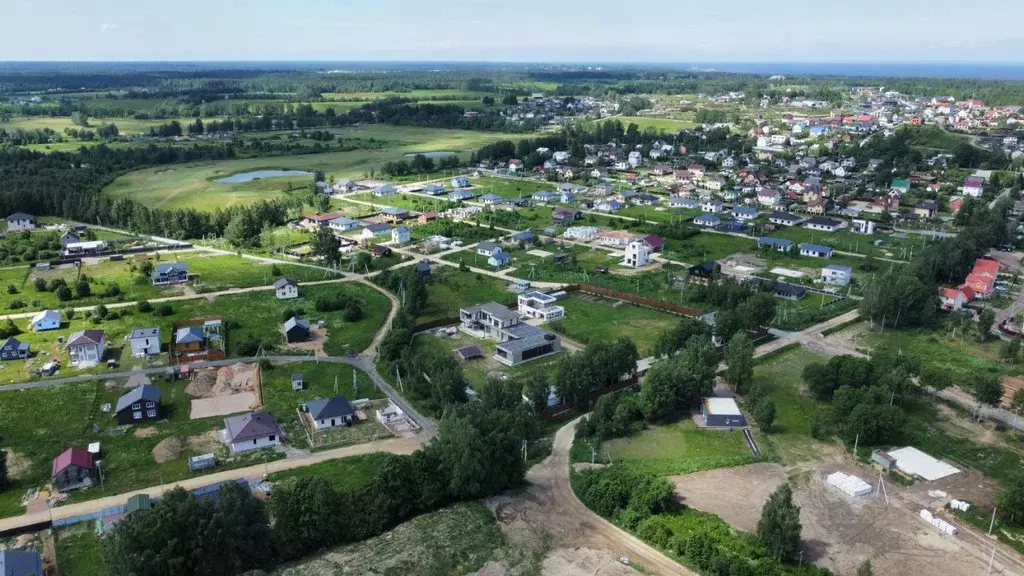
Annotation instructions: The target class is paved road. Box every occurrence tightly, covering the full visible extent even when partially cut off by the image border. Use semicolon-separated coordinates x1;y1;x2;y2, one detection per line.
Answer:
526;417;694;576
0;437;423;534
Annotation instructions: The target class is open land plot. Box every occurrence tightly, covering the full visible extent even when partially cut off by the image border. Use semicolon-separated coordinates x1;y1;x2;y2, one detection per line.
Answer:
342;192;453;213
0;116;203;136
545;293;683;356
601;116;699;132
104;126;527;211
614;204;699;224
0;374;283;519
55;525;109;576
764;224;933;259
470;175;555;200
267;452;390;494
412;332;563;390
416;267;514;323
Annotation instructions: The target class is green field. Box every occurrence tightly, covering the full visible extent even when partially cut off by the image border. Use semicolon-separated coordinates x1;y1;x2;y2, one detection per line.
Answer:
470;175;554;200
104;126;527;211
612;116;699;132
56;526;109;576
546;294;682;356
417;267;513;323
267;452;390;494
0;115;203;136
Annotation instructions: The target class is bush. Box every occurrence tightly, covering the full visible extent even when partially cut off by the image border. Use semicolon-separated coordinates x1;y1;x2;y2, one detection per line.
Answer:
103;283;121;297
6;284;16;295
344;300;363;322
136;300;152;313
7;300;25;310
155;304;174;316
94;304;109;319
33;278;47;292
314;295;350;312
54;285;72;301
63;308;76;321
47;278;66;292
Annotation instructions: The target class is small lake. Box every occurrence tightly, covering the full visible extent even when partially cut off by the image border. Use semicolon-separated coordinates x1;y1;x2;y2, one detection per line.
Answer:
404;151;457;159
214;169;313;184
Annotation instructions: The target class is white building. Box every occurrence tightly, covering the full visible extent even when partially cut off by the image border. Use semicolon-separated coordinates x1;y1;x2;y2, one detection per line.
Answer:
563;226;598;241
851;219;876;234
821;264;852;286
5;213;35;232
224;412;282;453
517;291;566;321
127;327;161;357
274;278;299;300
622;239;651;268
392;226;411;244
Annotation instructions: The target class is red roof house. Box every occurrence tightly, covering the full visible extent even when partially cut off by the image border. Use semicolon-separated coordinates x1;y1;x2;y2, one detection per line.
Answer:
51;447;95;492
643;235;666;252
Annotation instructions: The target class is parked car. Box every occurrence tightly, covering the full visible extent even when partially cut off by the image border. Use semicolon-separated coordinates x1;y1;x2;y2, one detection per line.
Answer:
594;266;609;274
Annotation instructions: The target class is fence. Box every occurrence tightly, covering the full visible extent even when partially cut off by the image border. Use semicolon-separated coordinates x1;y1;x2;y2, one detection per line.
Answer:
565;284;703;317
51;504;126;528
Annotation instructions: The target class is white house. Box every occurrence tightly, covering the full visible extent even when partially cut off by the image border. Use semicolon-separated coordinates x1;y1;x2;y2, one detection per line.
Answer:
628;151;643;167
476;241;503;258
5;213;35;232
304;396;355;430
274;278;299;300
622;239;652;268
65;330;105;367
821;264;852;286
372;184;397;197
733;206;759;221
757;189;781;206
799;243;834;258
360;223;393;240
392;226;411;244
851;219;876;234
328;217;361;233
552;151;571;163
517;291;565;321
127;327;161;357
804;217;842;232
563;226;598;241
30;309;61;332
223;411;282;453
768;212;803;227
701;201;724;213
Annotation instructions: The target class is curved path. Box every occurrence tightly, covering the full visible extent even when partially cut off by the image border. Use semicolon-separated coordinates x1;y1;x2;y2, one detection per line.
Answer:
528;417;694;576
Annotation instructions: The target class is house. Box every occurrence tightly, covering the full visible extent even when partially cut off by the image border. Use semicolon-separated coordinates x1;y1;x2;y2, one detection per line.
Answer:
804;217;842;232
688;261;721;284
507;228;535;246
476;241;503;258
371;184;397;197
304;396;356;430
418;211;437;224
327;216;361;233
758;237;793;252
60;231;80;247
115;384;163;424
851;218;877;234
693;214;721;228
488;249;511;267
0;550;44;576
29;309;61;331
451;176;470;188
643;234;665;252
960;258;1000;298
633;194;660;206
775;282;807;301
333;179;356;193
669;196;699;209
65;330;105;367
274;278;299;300
63;240;107;258
623;239;652;268
415;259;432;277
127;327;161;357
963;176;985;198
423;184;446;196
938;287;969;311
51;447;95;492
360;223;393;240
517;291;566;321
552;207;579;226
5;213;35;232
392;226;411;244
459;302;560;366
224;411;282;453
799;243;834;258
890;178;911;194
301;213;339;229
563;226;598;241
152;263;189;286
449;189;476;201
700;201;724;213
821;264;852;286
507;159;523;173
283;317;311;343
380;207;410;222
597;230;638;247
914;201;938;219
175;325;205;352
0;337;29;360
732;206;758;221
768;212;803;227
757;189;782;206
701;397;748;427
532;190;556;204
480;193;504;206
594;199;622;213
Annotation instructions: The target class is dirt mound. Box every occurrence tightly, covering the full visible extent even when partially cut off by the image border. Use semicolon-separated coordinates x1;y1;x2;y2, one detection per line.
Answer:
133;426;159;438
541;548;636;576
151;437;182;463
185;369;218;397
186;363;257;398
2;449;31;479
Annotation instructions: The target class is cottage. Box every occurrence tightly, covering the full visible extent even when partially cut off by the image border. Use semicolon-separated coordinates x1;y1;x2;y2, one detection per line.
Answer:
283;317;311;343
851;218;876;234
701;201;724;213
0;337;29;360
804;217;842;232
0;550;44;576
360;223;393;240
333;179;356;194
799;243;834;258
449;189;476;201
415;259;432;277
768;212;803;227
51;447;95;492
507;228;535;246
552;207;579;226
914;201;938;219
115;384;163;424
732;206;758;221
459;302;560;366
451;176;470;188
488;250;511;267
423;184;446;196
532;190;556;204
327;216;361;233
633;194;660;206
5;213;35;232
29;309;61;332
152;263;189;286
693;214;721;228
757;189;782;206
65;330;105;367
63;240;107;258
622;239;652;268
304;396;356;430
392;226;411;244
701;397;748;428
821;264;852;286
963;176;985;198
175;325;205;353
688;261;721;284
775;282;807;301
380;207;410;222
643;235;665;252
371;184;397;197
224;411;282;453
938;287;969;311
758;237;793;252
517;291;566;321
480;193;504;206
669;196;699;209
127;327;161;357
418;211;437;224
476;241;503;258
594;199;621;213
274;278;299;300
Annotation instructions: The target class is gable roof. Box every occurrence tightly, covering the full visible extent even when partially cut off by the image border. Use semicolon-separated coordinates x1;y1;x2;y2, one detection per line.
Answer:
273;277;297;289
52;447;93;476
5;212;33;221
824;264;852;273
477;241;500;252
224;411;281;443
65;330;104;349
283;316;311;333
805;217;841;227
800;243;833;253
154;262;188;275
305;396;355;421
0;550;43;576
758;236;793;249
31;309;60;324
363;222;393;233
0;337;26;352
175;325;204;344
115;384;162;413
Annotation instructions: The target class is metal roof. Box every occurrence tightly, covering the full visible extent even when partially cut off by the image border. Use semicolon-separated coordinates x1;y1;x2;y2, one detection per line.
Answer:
305;396;355;421
224;411;281;443
116;384;162;413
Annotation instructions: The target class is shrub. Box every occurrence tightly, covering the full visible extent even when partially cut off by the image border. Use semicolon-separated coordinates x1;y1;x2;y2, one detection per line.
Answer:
47;278;66;292
33;278;47;292
136;300;152;313
94;304;109;319
155;304;173;316
235;339;262;356
63;308;76;321
103;283;121;297
344;300;363;322
54;285;72;301
7;300;24;310
6;284;16;295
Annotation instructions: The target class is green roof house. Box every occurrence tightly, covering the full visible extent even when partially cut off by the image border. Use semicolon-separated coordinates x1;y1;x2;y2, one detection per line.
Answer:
891;178;911;193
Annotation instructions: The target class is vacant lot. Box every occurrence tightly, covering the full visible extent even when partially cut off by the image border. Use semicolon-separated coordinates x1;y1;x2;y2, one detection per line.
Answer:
55;525;110;576
417;267;513;323
546;294;682;356
412;332;563;391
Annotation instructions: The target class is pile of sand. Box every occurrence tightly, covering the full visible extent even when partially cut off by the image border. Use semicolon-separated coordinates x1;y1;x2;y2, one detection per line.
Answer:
185;369;219;398
187;363;256;398
151;437;182;463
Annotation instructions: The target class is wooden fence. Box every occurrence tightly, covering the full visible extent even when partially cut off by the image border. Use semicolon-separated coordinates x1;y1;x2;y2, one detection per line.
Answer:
564;284;703;317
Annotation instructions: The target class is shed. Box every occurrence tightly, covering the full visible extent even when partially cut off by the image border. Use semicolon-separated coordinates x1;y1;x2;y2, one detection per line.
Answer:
456;345;483;360
188;453;217;471
871;449;896;471
0;550;44;576
700;397;748;428
291;373;304;391
283;317;311;343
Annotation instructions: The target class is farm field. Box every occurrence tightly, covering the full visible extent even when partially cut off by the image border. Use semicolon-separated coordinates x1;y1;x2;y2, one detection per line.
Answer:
545;294;682;356
104;126;527;211
0;115;202;136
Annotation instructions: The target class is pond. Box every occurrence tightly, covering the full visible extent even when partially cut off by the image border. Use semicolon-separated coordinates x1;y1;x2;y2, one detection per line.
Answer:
403;151;457;159
214;169;313;184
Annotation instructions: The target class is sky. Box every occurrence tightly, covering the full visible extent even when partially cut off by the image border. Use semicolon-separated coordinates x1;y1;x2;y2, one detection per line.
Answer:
2;0;1023;63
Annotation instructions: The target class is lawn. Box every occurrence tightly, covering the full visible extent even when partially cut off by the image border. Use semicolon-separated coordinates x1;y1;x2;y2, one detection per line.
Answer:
104;126;527;211
267;452;390;494
55;525;110;576
416;267;513;324
469;175;554;200
582;419;761;476
545;294;683;356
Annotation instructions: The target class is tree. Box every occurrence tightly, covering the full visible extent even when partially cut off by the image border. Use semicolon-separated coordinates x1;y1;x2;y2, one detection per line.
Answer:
978;308;996;340
75;278;91;298
310;226;341;265
757;483;802;562
725;332;755;393
1011;388;1024;417
268;476;343;560
998;481;1024;527
974;374;1004;407
71;111;89;127
54;285;72;302
1005;338;1021;364
752;397;776;433
343;299;363;321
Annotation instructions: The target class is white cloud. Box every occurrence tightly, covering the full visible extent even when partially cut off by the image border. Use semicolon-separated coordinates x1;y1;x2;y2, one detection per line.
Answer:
99;23;118;32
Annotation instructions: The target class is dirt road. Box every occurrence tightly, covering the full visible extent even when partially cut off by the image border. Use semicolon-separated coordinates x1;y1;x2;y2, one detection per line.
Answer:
524;417;694;576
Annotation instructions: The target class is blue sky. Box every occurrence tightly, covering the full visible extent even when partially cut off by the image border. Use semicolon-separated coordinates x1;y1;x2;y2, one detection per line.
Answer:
2;0;1022;62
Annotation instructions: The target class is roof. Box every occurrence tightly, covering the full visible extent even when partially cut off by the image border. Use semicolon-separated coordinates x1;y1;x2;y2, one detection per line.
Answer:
758;236;793;248
283;316;311;333
0;550;43;576
939;286;964;299
363;222;393;233
381;206;408;215
416;259;431;272
0;337;26;351
52;447;93;477
805;217;841;227
823;264;852;273
777;282;806;298
305;396;355;421
463;302;518;322
116;384;162;413
273;277;297;289
329;216;360;226
65;329;104;348
154;262;188;275
694;214;720;223
887;446;960;481
689;261;720;276
497;324;558;354
477;241;500;252
800;243;833;253
733;206;758;216
510;228;535;241
5;212;33;221
175;325;204;344
128;326;159;340
480;194;504;202
973;258;1000;277
224;411;281;443
126;493;152;515
457;345;483;359
704;397;742;416
643;235;665;249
